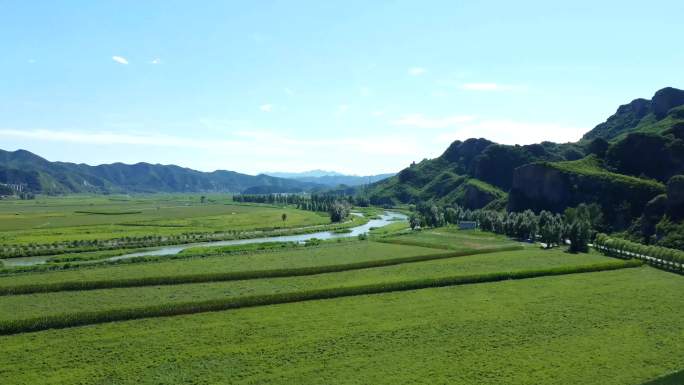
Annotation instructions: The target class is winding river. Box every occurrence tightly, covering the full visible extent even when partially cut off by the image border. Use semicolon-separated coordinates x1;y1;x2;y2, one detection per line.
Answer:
1;211;407;267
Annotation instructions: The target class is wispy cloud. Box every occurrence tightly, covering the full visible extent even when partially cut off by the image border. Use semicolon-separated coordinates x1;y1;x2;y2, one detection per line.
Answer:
460;83;522;91
284;88;295;96
259;104;273;112
408;67;427;76
392;114;475;129
150;58;161;64
0;129;201;147
112;56;129;65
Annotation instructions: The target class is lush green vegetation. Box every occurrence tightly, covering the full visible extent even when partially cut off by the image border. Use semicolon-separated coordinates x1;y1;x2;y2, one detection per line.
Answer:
379;227;519;250
0;247;620;323
0;245;526;295
0;148;319;195
4;87;684;384
0;195;374;258
595;234;684;273
0;257;639;334
544;155;665;191
642;369;684;385
1;266;681;384
0;241;443;286
364;88;684;254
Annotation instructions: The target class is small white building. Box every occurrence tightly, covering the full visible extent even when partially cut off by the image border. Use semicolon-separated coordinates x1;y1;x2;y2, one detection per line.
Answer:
458;221;477;230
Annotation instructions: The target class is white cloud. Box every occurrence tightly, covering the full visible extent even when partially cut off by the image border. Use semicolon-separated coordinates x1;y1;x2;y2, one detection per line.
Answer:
150;58;161;64
28;59;37;64
392;114;476;129
284;88;295;96
0;129;222;148
259;104;273;112
408;67;427;76
112;56;129;65
436;119;584;144
460;83;523;91
371;110;386;117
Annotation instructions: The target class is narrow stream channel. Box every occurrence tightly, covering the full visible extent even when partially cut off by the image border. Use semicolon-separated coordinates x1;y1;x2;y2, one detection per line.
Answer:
1;211;407;267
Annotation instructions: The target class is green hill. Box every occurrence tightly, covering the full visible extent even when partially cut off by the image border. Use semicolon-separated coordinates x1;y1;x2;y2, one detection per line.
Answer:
364;87;684;236
0;149;322;195
582;87;684;141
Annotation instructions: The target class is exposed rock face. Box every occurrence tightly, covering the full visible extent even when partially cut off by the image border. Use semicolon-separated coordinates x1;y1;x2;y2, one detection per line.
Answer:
652;87;684;118
667;175;684;220
462;183;498;209
642;194;668;236
509;163;664;229
508;164;569;213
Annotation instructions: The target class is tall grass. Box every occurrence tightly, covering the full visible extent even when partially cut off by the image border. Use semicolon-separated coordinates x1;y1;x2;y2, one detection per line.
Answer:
0;245;524;295
0;259;642;335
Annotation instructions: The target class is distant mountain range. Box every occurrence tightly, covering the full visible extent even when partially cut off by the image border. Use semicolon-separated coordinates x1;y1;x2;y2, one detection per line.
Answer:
264;170;395;187
0;150;324;195
266;170;346;178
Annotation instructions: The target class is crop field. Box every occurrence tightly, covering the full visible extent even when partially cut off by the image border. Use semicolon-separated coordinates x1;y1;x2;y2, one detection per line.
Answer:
378;226;519;250
0;241;452;288
0;265;682;384
0;194;331;245
0;247;612;321
0;201;682;384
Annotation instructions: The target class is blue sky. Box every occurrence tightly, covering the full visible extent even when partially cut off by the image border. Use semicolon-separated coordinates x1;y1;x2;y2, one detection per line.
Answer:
1;0;683;175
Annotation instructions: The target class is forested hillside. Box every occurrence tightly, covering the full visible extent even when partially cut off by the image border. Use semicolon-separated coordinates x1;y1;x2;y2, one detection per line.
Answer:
0;149;322;195
365;87;684;248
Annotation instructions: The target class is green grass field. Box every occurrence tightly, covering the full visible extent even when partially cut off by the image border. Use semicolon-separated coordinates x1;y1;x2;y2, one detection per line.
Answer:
0;241;450;288
0;194;331;245
0;267;681;384
378;226;520;250
0;200;682;384
0;247;611;322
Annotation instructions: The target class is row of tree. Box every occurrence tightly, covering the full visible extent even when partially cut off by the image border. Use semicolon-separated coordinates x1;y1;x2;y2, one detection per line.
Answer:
594;233;684;271
232;193;352;223
409;202;597;252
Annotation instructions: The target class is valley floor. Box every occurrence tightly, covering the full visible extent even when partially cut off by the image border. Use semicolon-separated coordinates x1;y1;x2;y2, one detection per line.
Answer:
0;207;682;384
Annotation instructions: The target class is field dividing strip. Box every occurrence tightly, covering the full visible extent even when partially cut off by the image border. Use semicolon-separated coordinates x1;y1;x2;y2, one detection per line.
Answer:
0;246;524;296
0;259;643;335
639;368;684;384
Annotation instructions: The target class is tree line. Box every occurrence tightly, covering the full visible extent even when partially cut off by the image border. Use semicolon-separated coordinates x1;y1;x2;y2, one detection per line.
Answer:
232;194;353;223
594;233;683;273
409;202;602;253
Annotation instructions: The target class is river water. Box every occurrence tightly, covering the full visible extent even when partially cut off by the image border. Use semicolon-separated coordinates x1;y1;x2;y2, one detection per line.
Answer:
1;211;407;267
